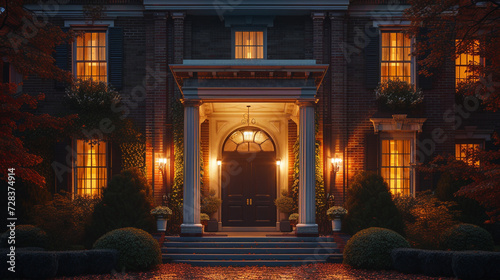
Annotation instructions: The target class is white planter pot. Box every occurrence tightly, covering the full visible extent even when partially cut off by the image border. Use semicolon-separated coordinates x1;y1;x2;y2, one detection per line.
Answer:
332;218;341;232
156;217;167;232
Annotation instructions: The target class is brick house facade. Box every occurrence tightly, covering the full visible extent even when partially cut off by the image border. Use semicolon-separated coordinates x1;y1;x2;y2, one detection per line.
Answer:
18;0;498;236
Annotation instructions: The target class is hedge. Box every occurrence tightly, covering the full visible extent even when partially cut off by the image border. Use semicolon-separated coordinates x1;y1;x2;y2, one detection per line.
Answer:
391;248;422;274
0;248;117;279
392;249;500;279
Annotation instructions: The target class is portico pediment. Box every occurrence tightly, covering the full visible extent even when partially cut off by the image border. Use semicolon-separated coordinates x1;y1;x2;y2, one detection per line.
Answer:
169;60;328;102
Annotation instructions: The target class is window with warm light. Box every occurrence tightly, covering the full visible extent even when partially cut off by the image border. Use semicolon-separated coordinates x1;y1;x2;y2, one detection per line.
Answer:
234;31;264;59
381;32;412;84
75;139;107;196
381;139;412;196
75;32;107;82
455;40;481;87
455;143;480;166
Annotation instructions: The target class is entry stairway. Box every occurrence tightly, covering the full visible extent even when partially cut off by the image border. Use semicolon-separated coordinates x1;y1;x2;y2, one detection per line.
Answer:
162;236;342;266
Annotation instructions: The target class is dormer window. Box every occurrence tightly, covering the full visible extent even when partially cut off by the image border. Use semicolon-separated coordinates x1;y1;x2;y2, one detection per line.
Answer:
234;31;265;59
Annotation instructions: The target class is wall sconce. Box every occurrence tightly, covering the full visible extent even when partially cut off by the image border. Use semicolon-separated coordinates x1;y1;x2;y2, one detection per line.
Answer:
276;159;281;166
331;157;342;173
217;159;222;166
158;158;168;170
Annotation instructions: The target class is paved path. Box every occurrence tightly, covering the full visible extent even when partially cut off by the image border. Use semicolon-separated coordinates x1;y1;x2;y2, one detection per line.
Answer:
58;263;452;280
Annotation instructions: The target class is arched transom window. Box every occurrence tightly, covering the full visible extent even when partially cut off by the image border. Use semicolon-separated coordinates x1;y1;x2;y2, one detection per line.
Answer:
223;129;275;152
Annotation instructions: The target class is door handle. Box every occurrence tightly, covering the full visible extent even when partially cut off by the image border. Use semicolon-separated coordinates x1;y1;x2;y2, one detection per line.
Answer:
250;198;252;205
246;199;253;205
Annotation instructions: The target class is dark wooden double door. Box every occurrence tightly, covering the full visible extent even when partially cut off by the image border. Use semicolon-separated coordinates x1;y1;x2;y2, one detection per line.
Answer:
221;152;277;227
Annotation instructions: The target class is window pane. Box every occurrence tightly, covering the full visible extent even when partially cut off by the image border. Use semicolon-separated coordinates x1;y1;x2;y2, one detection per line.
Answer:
75;140;107;197
76;32;107;81
381;139;411;195
381;32;412;82
234;31;264;59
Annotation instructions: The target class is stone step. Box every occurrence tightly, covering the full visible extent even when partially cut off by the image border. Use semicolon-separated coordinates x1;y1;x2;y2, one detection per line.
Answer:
169;259;329;267
163;241;337;248
163;253;334;261
163;247;339;254
164;236;335;243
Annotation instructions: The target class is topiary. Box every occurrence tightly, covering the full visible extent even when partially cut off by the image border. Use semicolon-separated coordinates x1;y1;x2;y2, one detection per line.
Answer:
274;190;294;217
84;168;155;248
200;189;221;219
343;227;410;270
344;172;405;235
93;227;161;271
440;223;495;251
1;225;48;249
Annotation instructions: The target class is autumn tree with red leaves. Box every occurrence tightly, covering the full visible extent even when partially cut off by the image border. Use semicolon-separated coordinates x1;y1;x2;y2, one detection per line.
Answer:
405;0;500;110
406;1;500;224
1;0;75;186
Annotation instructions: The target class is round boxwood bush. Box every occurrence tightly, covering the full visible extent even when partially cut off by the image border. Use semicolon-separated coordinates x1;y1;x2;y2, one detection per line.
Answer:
1;225;48;249
440;223;494;251
344;227;410;270
93;227;161;271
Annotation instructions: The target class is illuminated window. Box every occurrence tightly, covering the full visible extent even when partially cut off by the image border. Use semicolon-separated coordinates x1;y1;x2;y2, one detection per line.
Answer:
235;31;264;59
381;32;412;84
455;40;481;87
75;139;107;196
455;143;480;166
75;32;107;82
381;139;412;196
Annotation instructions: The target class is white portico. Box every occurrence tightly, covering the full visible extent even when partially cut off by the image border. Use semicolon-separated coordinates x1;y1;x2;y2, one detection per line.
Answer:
170;60;328;236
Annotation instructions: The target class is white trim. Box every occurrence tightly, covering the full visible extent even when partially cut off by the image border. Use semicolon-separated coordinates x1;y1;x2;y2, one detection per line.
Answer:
65;20;114;28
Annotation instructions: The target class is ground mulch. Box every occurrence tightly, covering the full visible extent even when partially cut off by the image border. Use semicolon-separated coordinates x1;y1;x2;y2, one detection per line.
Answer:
56;263;453;280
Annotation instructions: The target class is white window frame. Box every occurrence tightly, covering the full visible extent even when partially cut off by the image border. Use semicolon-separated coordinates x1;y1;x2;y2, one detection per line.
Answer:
379;131;417;197
70;26;109;82
72;138;109;198
379;28;416;85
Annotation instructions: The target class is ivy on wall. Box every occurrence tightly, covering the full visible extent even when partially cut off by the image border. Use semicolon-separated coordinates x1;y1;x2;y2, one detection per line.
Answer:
120;142;146;175
168;99;184;234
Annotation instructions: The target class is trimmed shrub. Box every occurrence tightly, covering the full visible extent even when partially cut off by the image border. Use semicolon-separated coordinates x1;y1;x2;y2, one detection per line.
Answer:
440;223;495;251
85;168;155;247
343;227;410;270
451;251;498;280
55;251;88;277
86;249;118;275
418;250;454;277
18;251;58;279
344;172;405;235
93;227;161;271
391;248;423;274
1;225;48;249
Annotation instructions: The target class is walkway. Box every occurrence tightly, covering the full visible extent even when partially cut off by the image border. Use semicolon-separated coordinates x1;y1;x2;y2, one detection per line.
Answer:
57;263;452;280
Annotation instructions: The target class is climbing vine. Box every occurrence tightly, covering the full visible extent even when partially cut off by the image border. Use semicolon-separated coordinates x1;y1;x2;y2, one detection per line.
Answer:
168;99;184;234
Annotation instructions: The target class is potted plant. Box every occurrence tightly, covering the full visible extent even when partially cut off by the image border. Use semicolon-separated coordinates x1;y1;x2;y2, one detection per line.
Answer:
200;213;210;229
289;213;299;230
327;206;347;232
375;79;423;114
274;190;295;232
201;189;222;232
151;206;172;232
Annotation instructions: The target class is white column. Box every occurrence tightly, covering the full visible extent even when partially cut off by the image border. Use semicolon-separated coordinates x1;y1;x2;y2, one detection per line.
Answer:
180;100;203;236
296;101;318;236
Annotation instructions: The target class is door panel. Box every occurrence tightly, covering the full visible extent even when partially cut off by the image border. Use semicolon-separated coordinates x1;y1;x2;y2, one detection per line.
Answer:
221;152;276;227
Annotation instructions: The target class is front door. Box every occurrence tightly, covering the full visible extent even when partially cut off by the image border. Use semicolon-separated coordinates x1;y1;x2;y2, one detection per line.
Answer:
221;128;277;227
221;152;277;226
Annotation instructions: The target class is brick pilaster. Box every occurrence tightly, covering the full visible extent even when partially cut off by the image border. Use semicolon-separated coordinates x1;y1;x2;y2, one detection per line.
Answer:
146;12;169;206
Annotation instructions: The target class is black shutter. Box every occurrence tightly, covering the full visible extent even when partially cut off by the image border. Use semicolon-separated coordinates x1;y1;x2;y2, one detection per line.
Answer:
108;27;123;90
365;27;380;89
417;28;433;90
55;27;70;89
365;133;379;173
